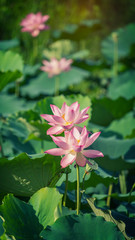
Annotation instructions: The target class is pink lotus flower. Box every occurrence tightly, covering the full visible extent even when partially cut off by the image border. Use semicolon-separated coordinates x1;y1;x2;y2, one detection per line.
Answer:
45;126;104;168
40;58;73;77
41;102;90;135
20;12;49;37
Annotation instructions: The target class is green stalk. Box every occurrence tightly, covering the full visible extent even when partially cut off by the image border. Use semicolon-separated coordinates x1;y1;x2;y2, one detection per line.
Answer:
55;76;59;96
112;32;118;77
106;183;113;208
128;183;135;204
33;37;38;63
40;118;44;153
0;132;4;157
119;170;127;194
76;164;80;215
15;81;20;97
63;173;68;207
80;171;87;203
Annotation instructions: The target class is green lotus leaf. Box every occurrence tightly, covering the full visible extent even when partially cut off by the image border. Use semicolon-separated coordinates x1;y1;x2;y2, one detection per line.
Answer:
91;97;134;127
105;112;135;138
0;39;19;51
21;67;90;97
0;153;63;197
29;187;63;229
102;23;135;62
0;194;42;240
41;213;125;240
107;71;135;100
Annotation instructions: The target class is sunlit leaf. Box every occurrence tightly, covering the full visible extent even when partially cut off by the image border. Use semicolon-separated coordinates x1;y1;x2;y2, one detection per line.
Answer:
29;187;63;228
0;51;23;72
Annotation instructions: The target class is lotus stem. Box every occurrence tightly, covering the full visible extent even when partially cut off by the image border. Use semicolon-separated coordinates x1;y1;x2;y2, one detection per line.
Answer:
33;37;38;63
106;183;113;208
15;81;20;97
119;170;127;194
55;76;59;96
63;172;68;207
40;118;44;153
76;164;80;215
0;132;4;157
128;182;135;204
112;32;118;77
80;170;87;204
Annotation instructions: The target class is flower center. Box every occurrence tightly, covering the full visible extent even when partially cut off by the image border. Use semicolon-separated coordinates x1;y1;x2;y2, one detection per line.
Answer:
62;113;72;126
70;149;76;155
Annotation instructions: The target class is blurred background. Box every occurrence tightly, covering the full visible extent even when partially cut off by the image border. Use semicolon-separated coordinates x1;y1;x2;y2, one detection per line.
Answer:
0;2;135;238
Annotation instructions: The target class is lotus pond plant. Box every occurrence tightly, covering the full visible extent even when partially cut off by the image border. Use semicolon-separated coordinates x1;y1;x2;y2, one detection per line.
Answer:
42;101;104;215
41;101;89;135
41;58;73;96
20;12;50;37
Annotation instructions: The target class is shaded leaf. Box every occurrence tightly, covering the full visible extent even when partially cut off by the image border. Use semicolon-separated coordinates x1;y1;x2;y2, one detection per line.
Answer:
0;71;22;91
107;71;135;100
106;112;135;138
102;23;135;62
91;97;134;126
41;213;125;240
0;194;42;240
0;39;19;51
0;93;35;116
87;198;132;240
0;153;63;197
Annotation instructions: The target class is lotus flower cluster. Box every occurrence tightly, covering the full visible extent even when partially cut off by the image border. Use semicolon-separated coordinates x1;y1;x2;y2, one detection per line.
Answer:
45;127;104;168
20;12;49;37
41;102;89;135
40;58;73;77
41;102;104;168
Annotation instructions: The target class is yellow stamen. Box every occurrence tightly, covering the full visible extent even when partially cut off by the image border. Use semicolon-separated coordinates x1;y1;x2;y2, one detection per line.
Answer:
62;113;72;125
70;149;76;155
62;114;65;120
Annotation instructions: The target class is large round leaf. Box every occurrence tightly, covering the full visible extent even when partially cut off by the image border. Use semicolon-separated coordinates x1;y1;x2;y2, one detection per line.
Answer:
107;71;135;100
0;51;23;73
91;97;134;126
29;187;63;229
102;23;135;62
0;93;35;116
0;153;63;197
105;112;135;138
41;214;125;240
21;67;90;97
57;164;117;192
0;194;42;240
0;50;23;91
91;135;135;171
0;39;19;51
